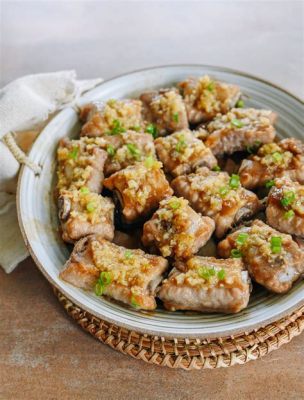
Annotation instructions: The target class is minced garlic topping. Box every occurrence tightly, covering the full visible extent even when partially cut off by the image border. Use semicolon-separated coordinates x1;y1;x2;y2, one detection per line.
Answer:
150;90;184;122
57;138;106;192
171;257;244;289
155;130;211;163
91;239;162;290
186;169;241;215
151;197;196;257
237;221;289;262
207;108;273;132
82;99;144;136
272;180;304;216
62;189;114;224
256;142;293;169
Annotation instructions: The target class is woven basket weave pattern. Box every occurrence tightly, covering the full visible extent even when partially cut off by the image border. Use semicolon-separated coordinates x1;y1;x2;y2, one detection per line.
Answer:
54;288;304;370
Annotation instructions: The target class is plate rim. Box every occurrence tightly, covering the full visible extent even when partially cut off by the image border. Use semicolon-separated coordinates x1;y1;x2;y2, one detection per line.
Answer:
17;64;304;339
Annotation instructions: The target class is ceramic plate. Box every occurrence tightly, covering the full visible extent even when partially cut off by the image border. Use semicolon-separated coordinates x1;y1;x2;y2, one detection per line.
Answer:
17;65;304;338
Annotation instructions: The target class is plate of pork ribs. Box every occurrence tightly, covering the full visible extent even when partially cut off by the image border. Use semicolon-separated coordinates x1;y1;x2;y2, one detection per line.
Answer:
17;65;304;338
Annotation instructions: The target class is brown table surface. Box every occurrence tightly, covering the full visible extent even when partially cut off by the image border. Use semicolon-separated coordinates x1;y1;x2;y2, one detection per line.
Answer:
0;257;303;400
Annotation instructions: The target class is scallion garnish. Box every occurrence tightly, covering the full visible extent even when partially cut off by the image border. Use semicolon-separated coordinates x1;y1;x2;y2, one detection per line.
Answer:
219;186;229;197
206;81;215;92
169;199;181;210
229;174;240;189
173;112;179;123
68;146;79;160
280;191;296;208
284;209;295;219
144;155;155;168
198;266;216;280
146;124;158;138
94;271;112;296
125;250;133;259
236;99;244;108
272;152;283;163
106;144;116;157
86;202;96;212
130;125;141;132
126;143;141;160
217;269;226;280
270;236;282;254
236;232;249;247
231;118;244;128
80;186;90;194
212;165;221;172
265;180;275;189
108;119;126;135
231;248;242;258
130;294;140;308
175;135;187;153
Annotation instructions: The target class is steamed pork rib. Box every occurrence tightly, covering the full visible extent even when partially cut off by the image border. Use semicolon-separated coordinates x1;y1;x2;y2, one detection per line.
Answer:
178;75;240;124
171;167;260;237
142;196;215;259
56;137;107;194
140;88;188;135
80;99;144;137
239;139;304;189
60;236;168;310
154;130;217;177
103;130;156;175
266;179;304;237
218;220;304;293
103;159;173;223
205;108;276;156
158;257;251;313
58;189;114;243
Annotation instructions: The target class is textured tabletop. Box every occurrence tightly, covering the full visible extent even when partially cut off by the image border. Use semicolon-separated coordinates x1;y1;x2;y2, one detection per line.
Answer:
0;1;303;399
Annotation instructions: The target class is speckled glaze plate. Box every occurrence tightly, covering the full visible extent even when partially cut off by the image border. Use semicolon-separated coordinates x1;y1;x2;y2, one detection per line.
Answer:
17;65;304;339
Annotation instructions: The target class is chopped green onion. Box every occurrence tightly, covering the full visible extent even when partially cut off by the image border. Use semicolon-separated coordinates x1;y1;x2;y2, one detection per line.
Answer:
68;146;79;160
272;152;283;163
280;191;296;208
125;250;133;259
106;144;116;157
145;155;155;168
206;81;215;92
231;118;244;128
94;271;112;297
95;282;104;296
173;112;179;123
107;99;116;106
80;186;90;194
270;236;282;254
146;123;158;138
231;248;242;258
86;202;96;212
175;135;187;153
219;186;229;197
236;232;249;246
236;99;244;108
130;125;141;132
198;267;216;280
284;209;295;219
265;180;275;189
229;174;240;189
212;165;221;172
126;143;141;160
130;295;140;308
108;119;126;135
217;269;226;280
169;199;181;210
100;271;112;286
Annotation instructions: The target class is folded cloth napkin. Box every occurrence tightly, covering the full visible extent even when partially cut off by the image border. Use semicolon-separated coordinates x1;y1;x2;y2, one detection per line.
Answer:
0;71;102;273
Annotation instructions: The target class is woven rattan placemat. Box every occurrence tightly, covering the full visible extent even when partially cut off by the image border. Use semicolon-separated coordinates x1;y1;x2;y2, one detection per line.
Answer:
54;288;304;370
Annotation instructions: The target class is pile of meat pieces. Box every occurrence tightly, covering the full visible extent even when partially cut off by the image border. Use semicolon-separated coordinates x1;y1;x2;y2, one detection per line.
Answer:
57;75;304;314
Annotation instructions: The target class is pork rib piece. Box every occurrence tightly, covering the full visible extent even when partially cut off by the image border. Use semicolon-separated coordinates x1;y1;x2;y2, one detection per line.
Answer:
60;236;168;310
158;256;251;313
218;219;304;293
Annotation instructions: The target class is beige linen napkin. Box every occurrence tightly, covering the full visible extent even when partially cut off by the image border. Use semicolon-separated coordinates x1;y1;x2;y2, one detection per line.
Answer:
0;71;102;273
